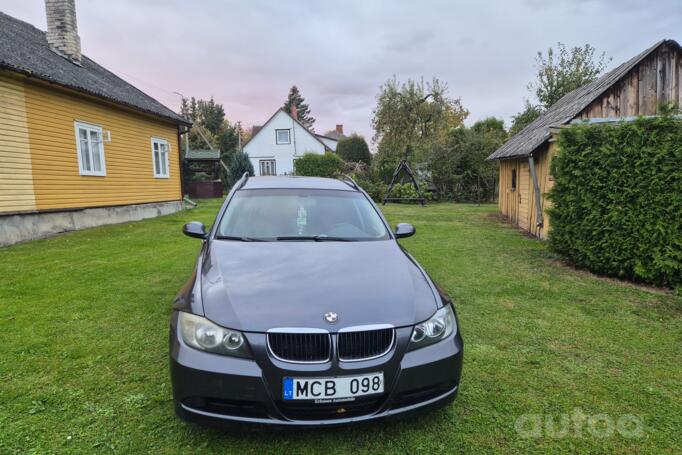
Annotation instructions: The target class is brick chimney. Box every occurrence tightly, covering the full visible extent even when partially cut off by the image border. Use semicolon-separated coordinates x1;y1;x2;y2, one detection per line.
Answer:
335;124;344;135
45;0;82;65
290;105;298;120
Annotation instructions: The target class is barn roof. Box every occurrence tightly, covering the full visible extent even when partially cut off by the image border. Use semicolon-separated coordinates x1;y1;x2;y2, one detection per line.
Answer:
488;39;680;160
0;11;189;126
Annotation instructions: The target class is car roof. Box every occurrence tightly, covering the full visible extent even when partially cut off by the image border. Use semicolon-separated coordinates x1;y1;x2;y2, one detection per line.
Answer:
240;176;356;191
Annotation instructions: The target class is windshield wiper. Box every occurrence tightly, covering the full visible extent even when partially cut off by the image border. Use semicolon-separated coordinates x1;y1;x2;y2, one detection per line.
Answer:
215;235;269;242
275;235;354;242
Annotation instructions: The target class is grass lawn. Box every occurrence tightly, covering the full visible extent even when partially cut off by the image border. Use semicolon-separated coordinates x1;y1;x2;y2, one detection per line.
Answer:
1;200;680;454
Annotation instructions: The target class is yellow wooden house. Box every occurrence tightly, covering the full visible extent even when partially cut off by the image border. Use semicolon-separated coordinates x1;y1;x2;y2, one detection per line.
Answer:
0;2;190;246
488;40;682;239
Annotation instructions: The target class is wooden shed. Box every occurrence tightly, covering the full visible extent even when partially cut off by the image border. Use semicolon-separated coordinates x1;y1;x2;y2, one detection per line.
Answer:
488;39;682;239
183;149;223;199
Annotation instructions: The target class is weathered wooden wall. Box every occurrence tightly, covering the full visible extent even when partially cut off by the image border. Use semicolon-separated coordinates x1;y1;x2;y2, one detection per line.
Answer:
498;158;520;226
579;42;681;119
527;141;557;239
498;142;557;239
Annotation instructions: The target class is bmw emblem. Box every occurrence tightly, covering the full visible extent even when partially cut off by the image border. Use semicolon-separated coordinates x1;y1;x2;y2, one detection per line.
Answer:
324;312;338;324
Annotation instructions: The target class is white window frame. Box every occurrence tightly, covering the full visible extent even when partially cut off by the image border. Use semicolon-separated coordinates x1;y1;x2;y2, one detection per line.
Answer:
74;121;106;176
151;137;170;178
259;159;276;176
275;129;291;145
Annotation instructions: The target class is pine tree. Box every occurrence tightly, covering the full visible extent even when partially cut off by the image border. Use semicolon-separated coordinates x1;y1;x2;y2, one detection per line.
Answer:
283;86;315;130
197;97;225;136
228;151;254;187
189;97;198;121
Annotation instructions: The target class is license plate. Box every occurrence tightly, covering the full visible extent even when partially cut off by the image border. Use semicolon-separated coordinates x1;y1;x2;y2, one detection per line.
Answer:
283;372;384;401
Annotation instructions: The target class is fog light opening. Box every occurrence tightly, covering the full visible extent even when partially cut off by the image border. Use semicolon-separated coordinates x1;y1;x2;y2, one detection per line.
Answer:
223;331;244;350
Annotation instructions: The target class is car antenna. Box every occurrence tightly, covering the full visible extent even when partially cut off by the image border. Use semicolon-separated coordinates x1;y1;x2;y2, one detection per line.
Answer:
238;171;249;189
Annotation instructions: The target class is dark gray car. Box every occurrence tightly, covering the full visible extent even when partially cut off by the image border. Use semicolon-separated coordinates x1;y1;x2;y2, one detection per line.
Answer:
170;175;463;426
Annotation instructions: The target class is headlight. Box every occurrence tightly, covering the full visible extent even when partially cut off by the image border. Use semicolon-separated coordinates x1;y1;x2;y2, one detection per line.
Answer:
178;312;251;358
408;304;456;351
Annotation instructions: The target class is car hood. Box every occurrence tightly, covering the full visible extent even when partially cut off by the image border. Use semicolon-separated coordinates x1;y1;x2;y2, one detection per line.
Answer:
199;240;439;332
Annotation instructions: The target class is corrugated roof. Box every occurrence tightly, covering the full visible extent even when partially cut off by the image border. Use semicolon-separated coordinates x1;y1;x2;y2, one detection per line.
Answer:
185;149;221;160
186;150;220;160
488;39;679;160
0;11;189;125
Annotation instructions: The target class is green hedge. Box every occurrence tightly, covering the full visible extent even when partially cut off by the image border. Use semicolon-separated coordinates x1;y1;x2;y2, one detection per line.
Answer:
548;116;682;288
294;152;344;177
337;135;371;165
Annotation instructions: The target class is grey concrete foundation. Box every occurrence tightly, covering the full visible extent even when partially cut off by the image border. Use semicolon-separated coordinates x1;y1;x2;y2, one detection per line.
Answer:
0;200;184;247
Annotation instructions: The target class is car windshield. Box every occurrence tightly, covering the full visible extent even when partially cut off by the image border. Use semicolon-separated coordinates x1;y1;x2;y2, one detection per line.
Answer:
216;189;390;241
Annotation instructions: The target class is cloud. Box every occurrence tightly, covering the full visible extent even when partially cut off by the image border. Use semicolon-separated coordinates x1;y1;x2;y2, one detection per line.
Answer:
1;0;681;141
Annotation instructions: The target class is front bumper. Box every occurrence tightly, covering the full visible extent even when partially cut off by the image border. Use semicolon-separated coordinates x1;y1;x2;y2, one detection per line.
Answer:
169;312;463;427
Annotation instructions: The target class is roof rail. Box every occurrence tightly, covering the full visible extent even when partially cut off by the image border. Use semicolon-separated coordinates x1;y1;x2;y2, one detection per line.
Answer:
238;171;250;189
335;174;359;190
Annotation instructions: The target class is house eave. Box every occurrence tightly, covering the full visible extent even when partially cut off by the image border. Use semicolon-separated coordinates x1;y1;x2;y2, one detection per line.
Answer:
0;64;191;127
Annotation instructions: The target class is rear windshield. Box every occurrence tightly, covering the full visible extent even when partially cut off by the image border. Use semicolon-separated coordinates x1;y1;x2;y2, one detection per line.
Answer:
216;189;390;241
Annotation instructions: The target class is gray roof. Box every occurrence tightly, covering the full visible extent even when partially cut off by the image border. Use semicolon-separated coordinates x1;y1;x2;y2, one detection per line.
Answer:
0;11;189;125
242;176;354;191
488;39;678;160
318;131;344;141
185;149;221;160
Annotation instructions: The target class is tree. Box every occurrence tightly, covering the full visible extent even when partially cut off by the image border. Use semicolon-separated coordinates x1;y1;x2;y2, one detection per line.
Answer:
336;135;371;165
371;77;468;168
529;43;609;109
179;96;241;189
283;86;315;130
179;97;239;159
510;101;543;136
468;118;507;202
429;128;468;199
196;98;226;135
228;151;254;187
429;118;506;202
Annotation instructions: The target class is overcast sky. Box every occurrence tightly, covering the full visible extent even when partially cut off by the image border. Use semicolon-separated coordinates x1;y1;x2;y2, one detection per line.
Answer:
1;0;681;141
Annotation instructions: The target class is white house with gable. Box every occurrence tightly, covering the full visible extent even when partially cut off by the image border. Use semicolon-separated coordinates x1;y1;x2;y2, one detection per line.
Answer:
243;107;344;176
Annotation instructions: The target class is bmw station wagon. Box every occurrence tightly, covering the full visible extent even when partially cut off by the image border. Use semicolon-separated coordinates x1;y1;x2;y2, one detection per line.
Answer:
169;175;463;426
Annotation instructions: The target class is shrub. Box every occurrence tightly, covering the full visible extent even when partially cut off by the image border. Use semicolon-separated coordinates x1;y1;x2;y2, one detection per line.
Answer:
358;180;386;202
294;152;344;177
336;135;371;165
342;162;385;202
228;151;254;187
191;172;212;182
548;116;682;288
390;182;420;200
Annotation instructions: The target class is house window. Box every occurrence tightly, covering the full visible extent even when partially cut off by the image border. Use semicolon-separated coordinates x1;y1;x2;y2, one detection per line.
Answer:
260;159;276;176
152;138;170;178
511;168;517;191
276;129;291;144
75;121;106;176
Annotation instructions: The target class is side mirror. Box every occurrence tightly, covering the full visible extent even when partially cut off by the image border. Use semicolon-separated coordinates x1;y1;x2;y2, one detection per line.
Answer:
394;223;415;239
183;221;207;239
